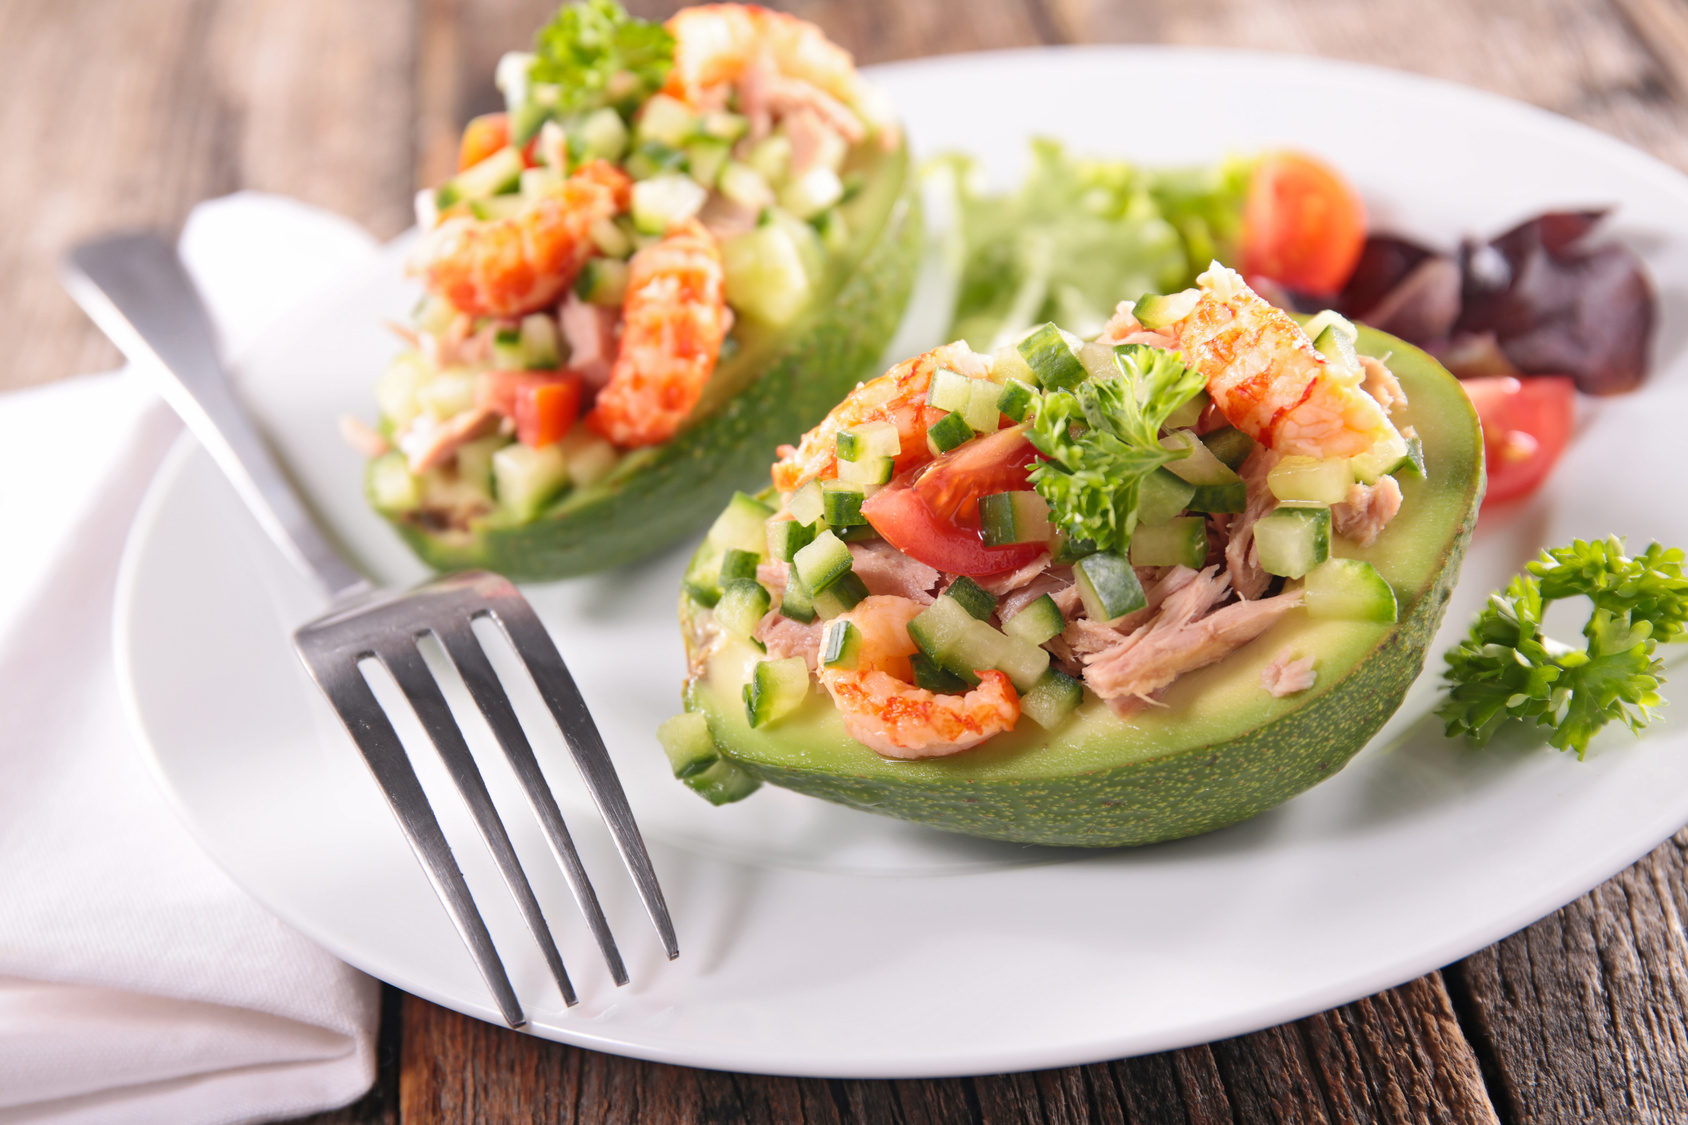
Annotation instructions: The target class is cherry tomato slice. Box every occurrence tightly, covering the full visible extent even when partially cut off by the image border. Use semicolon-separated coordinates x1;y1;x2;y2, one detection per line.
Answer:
862;484;1047;577
478;371;583;447
1460;375;1576;505
1242;151;1367;297
912;426;1037;527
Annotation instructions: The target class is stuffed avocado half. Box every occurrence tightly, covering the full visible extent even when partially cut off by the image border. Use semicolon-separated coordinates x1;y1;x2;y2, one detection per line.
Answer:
666;265;1484;847
361;2;920;580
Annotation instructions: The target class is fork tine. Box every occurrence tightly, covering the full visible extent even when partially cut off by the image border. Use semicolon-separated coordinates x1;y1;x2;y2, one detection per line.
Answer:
376;638;579;1008
482;584;680;960
305;653;526;1028
434;618;629;986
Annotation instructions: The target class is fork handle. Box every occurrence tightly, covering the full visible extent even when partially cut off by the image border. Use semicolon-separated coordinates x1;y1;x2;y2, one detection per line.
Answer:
62;233;367;601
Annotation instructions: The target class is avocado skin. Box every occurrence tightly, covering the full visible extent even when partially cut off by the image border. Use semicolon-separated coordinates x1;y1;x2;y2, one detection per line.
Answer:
679;330;1485;847
385;148;922;581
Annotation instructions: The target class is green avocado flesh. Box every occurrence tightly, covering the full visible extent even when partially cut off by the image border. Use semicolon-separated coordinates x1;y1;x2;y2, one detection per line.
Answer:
678;328;1485;847
384;142;921;581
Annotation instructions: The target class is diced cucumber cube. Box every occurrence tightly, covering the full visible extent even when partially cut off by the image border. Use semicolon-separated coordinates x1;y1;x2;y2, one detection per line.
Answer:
369;452;421;512
1268;456;1354;505
979;491;1053;547
636;93;697;147
746;133;792;185
744;656;810;728
454;436;504;498
718;161;775;210
709;491;776;554
417;370;478;421
1188;481;1247;514
787;479;825;526
684;757;762;805
558;428;619;489
1163;430;1246;513
793;529;853;594
821;619;862;669
1003;594;1064;646
1303;558;1398;623
837;421;900;461
722;222;813;327
1164;389;1210;431
1303;309;1358;349
493;442;569;520
1075;551;1146;623
519;314;561;369
821;479;867;526
1350;425;1410;484
779;166;844;219
963;379;1003;433
470;195;526;222
1016;323;1087;392
657;712;718;779
685;138;730;188
715;578;771;638
986;628;1049;692
780;575;816;623
906;596;979;680
575;257;629;306
719;548;761;585
1128;516;1209;569
450;146;525;202
1311;322;1360;373
1136;467;1197;527
1254;504;1331;579
632;174;707;234
991;344;1038;387
492;327;524;370
589;216;632;259
578;107;628;162
1393;433;1427;479
911;652;970;694
995;378;1039;424
1052;530;1099;566
908;593;1047;692
1020;668;1084;729
701;110;748;143
1076;340;1119;383
625;140;686;182
812;570;868;619
520;166;564;198
926;412;973;456
836;454;893;487
836;523;881;543
1133;289;1199;330
766;517;817;563
927;367;972;413
944;576;998;621
1201;426;1257;471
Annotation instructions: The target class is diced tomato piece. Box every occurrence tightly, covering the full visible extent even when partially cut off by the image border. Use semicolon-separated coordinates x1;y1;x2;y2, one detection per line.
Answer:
863;482;1047;577
1460;375;1575;506
478;370;582;447
1242;151;1367;297
912;426;1038;527
459;113;512;171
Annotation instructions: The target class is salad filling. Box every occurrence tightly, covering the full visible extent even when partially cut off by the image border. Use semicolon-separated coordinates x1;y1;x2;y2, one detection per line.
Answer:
684;263;1418;761
367;0;896;537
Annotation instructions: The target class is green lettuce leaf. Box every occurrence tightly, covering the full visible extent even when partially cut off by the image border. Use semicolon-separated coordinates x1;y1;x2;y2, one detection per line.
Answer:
529;0;674;117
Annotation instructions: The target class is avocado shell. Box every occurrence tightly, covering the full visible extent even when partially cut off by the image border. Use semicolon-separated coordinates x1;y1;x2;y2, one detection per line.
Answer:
678;327;1485;847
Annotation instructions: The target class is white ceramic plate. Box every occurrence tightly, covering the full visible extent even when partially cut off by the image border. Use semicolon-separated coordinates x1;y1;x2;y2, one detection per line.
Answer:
117;48;1688;1077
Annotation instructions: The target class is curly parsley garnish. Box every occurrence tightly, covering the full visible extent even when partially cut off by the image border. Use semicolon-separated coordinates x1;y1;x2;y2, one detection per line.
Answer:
530;0;674;116
1025;344;1206;554
1439;537;1688;758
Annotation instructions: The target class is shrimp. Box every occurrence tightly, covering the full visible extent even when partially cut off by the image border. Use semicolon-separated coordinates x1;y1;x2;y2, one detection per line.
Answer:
770;341;989;492
417;160;631;319
585;219;730;448
1169;264;1393;460
818;595;1020;759
664;5;867;141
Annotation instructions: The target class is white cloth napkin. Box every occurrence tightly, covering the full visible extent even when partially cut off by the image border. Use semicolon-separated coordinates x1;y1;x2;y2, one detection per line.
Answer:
0;194;386;1125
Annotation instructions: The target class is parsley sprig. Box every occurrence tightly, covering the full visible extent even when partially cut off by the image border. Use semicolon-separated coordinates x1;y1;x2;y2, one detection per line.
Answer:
1025;344;1206;554
530;0;674;117
1439;537;1688;758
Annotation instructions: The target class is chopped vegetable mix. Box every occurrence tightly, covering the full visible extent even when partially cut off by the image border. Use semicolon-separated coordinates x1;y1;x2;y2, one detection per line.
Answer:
1440;537;1688;757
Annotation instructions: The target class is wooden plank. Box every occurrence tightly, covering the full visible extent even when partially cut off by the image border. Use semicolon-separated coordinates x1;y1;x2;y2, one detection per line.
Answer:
0;0;415;393
1450;829;1688;1124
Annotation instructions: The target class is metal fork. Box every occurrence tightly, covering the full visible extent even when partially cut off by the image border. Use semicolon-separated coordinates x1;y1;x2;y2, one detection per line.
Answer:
61;232;677;1029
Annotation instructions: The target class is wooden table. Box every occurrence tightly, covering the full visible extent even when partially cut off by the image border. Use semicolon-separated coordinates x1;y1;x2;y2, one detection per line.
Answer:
12;0;1688;1119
